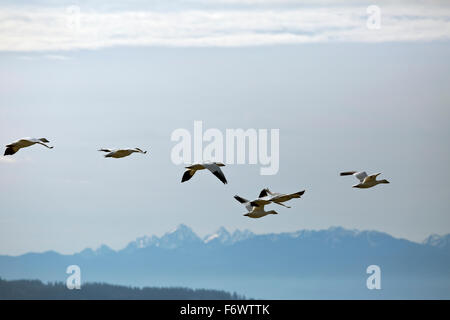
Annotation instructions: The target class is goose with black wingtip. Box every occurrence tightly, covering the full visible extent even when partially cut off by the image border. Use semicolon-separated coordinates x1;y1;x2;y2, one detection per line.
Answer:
4;137;53;156
340;171;390;189
258;188;305;208
234;195;278;219
181;162;228;184
98;147;147;158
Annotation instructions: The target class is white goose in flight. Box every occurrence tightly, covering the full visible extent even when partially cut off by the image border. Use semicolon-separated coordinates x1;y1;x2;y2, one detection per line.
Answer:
340;171;390;189
181;162;228;184
234;195;278;219
4;138;53;156
98;148;147;158
258;188;305;208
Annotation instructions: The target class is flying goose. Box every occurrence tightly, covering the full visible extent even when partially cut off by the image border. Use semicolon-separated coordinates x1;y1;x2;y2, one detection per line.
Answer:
181;162;228;184
98;148;147;158
234;195;278;219
4;138;53;156
258;188;305;208
340;171;390;188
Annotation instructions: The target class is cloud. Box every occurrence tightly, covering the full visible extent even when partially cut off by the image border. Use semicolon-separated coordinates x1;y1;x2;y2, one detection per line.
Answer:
43;54;71;60
0;3;449;51
17;55;37;60
17;54;71;60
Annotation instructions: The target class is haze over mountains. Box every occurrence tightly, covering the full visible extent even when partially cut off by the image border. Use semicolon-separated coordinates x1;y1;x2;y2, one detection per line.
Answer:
1;225;449;299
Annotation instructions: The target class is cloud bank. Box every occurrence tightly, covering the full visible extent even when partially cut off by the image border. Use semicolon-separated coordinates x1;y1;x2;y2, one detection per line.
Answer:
0;2;449;51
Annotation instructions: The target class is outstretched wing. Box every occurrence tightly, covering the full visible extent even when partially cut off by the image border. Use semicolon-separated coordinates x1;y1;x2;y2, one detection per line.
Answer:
340;171;367;183
98;148;112;153
363;173;381;183
353;171;368;182
234;195;253;212
259;188;270;198
249;199;271;208
135;147;147;153
271;190;305;202
340;171;356;176
4;146;19;156
203;163;228;184
181;170;196;183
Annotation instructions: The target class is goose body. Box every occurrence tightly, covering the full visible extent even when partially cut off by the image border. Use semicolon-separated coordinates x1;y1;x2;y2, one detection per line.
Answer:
234;195;278;218
4;137;53;156
340;171;390;188
181;162;228;184
98;148;147;158
258;188;305;208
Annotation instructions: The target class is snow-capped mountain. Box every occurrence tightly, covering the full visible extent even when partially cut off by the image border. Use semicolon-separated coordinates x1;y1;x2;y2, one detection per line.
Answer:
124;224;255;250
123;224;201;251
423;234;450;249
203;226;254;245
0;226;449;299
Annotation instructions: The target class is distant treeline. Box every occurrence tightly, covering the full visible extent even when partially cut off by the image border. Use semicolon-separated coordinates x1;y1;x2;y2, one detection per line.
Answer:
0;278;246;300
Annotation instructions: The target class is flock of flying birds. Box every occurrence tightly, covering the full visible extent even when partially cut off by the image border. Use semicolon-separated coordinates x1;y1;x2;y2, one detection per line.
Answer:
4;137;390;219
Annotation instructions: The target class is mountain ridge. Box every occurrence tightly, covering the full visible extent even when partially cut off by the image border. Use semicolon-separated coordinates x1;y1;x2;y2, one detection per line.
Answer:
1;225;448;299
4;224;449;257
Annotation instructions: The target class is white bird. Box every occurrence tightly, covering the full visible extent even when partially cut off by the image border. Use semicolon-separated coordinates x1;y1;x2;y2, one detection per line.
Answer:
98;148;147;158
4;138;53;156
181;162;228;184
258;188;305;208
340;171;390;188
234;195;278;219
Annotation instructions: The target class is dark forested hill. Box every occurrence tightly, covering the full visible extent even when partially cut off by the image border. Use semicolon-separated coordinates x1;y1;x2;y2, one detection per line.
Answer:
0;278;245;300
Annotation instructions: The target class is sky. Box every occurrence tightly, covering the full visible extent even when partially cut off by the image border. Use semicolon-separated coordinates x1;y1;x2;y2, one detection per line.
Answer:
0;0;450;255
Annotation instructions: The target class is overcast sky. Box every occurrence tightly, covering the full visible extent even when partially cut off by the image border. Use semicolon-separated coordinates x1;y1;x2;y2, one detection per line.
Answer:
1;0;450;255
